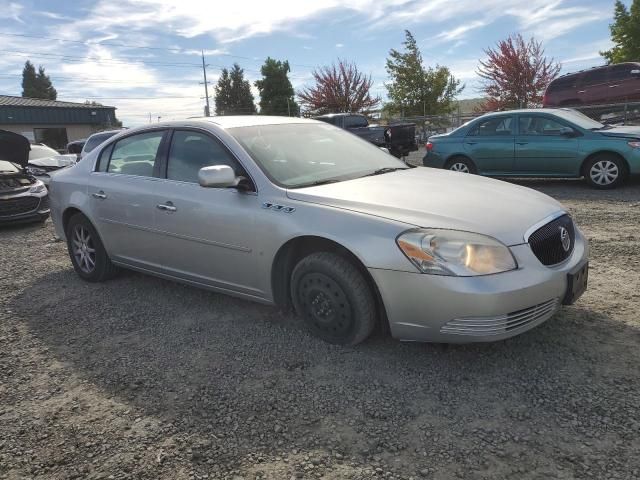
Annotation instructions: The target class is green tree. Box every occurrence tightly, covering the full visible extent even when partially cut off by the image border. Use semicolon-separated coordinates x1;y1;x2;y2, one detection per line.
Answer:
215;64;256;116
385;30;462;117
35;65;57;100
255;57;298;116
601;0;640;64
21;61;38;98
22;61;57;99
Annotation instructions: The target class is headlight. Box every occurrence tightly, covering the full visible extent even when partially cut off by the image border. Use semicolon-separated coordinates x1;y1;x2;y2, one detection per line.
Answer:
396;229;517;276
26;165;47;176
29;181;46;194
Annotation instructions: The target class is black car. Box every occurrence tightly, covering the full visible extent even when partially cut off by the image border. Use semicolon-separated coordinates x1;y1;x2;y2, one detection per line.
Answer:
0;130;50;224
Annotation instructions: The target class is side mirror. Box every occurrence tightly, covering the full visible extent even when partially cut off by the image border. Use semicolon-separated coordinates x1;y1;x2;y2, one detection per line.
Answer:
559;127;577;137
198;165;237;188
379;147;390;154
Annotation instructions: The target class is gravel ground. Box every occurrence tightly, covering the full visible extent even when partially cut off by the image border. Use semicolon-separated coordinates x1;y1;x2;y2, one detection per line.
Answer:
1;173;639;480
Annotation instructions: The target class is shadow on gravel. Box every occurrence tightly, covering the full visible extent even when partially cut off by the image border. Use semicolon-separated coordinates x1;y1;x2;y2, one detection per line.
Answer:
499;176;640;202
12;268;640;467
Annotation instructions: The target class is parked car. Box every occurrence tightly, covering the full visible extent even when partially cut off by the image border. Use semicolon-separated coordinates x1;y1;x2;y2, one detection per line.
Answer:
315;113;418;158
0;130;50;224
49;116;588;345
543;63;640;107
80;130;123;159
26;143;77;186
423;108;640;188
66;139;86;158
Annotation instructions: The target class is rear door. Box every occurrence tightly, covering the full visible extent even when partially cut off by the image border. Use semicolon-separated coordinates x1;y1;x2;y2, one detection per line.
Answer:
88;129;168;266
463;115;515;174
514;114;579;175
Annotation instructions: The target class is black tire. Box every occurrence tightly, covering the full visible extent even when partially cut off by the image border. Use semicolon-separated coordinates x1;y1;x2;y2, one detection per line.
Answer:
66;213;118;282
583;154;627;189
291;252;376;345
445;156;477;174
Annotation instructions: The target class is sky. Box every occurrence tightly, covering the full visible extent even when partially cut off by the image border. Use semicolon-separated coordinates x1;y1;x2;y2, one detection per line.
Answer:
0;0;622;126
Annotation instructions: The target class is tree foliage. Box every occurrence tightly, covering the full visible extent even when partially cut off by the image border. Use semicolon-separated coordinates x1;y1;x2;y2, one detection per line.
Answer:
297;60;380;115
21;61;57;100
255;57;298;116
385;30;462;117
477;34;560;110
601;0;640;64
214;63;256;115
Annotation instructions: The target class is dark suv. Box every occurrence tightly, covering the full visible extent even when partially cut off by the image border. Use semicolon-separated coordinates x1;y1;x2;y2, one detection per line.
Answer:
543;62;640;107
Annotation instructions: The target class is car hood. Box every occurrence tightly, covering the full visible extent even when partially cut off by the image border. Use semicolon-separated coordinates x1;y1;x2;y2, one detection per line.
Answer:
286;168;565;246
598;125;640;139
0;129;30;168
29;154;77;168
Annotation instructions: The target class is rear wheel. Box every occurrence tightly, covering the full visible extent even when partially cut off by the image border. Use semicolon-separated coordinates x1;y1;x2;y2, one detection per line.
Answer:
66;213;118;282
584;154;627;189
291;252;376;345
445;156;477;174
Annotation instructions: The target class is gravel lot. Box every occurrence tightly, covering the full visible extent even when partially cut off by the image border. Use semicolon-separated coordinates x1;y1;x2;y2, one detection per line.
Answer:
1;173;639;480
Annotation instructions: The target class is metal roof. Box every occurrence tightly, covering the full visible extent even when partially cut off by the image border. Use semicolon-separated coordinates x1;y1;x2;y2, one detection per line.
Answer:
0;95;115;109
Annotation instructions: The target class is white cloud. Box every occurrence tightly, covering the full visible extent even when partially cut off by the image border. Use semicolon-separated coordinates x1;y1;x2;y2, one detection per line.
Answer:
0;1;23;22
335;43;344;48
432;20;487;43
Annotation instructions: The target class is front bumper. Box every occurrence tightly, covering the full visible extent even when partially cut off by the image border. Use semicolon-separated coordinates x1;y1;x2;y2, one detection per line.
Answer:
370;228;589;343
0;190;50;224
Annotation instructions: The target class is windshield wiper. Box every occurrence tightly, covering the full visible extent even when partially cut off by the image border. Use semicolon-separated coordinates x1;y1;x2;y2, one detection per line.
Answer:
591;125;613;131
363;167;409;177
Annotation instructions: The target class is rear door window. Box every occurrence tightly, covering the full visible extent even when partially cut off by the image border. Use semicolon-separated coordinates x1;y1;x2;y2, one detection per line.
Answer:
106;131;165;177
344;115;368;128
469;116;514;136
582;68;609;86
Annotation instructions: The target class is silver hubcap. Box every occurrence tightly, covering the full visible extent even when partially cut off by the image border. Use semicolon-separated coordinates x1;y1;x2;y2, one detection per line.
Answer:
590;160;618;185
72;225;96;273
450;162;470;173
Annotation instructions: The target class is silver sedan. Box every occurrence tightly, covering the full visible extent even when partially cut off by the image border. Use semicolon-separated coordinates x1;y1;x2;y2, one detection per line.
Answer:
49;117;589;345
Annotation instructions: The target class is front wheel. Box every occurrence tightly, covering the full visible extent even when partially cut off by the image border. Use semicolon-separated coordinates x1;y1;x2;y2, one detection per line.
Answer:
291;252;377;345
584;155;627;189
66;213;118;282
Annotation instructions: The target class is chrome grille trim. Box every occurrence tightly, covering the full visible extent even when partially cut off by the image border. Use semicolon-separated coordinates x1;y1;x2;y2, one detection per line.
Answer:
441;298;559;336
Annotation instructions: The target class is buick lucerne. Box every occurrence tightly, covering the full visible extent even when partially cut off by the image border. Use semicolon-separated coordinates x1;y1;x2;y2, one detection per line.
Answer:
49;117;589;345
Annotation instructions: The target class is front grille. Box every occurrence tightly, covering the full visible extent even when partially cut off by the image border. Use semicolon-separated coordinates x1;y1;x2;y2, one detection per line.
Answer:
0;196;40;217
38;195;50;212
440;298;559;336
528;214;575;266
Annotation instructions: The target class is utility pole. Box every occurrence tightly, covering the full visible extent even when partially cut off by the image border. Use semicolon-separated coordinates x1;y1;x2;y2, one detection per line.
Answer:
201;50;211;117
287;99;291;117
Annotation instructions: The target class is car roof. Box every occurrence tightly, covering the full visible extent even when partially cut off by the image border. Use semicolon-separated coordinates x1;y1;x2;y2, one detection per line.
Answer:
186;116;317;129
480;108;573;117
87;129;123;138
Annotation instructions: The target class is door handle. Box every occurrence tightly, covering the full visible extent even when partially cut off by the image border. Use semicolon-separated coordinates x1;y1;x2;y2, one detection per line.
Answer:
157;202;177;212
577;90;586;94
516;142;528;145
465;141;477;145
92;191;106;199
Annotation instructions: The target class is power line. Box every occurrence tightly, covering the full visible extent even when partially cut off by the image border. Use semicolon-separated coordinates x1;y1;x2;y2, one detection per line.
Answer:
0;31;317;69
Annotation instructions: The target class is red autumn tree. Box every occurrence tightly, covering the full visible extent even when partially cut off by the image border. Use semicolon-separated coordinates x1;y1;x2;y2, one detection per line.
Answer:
477;34;561;110
298;60;380;115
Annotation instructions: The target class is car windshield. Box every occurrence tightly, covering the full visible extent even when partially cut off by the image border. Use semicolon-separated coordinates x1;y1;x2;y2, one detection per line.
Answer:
29;145;59;160
554;109;604;130
229;123;408;188
0;160;19;172
84;132;118;153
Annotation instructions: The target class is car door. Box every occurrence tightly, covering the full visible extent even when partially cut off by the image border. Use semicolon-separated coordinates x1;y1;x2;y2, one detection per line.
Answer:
463;115;515;174
88;129;168;266
152;129;264;297
582;68;610;104
514;114;579;175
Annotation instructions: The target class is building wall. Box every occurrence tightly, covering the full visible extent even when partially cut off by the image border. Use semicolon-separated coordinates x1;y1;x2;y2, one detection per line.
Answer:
0;124;97;144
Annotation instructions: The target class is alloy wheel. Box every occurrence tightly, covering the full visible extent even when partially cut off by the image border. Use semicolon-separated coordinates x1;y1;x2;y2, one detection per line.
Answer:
72;225;96;274
589;160;619;186
450;162;470;173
